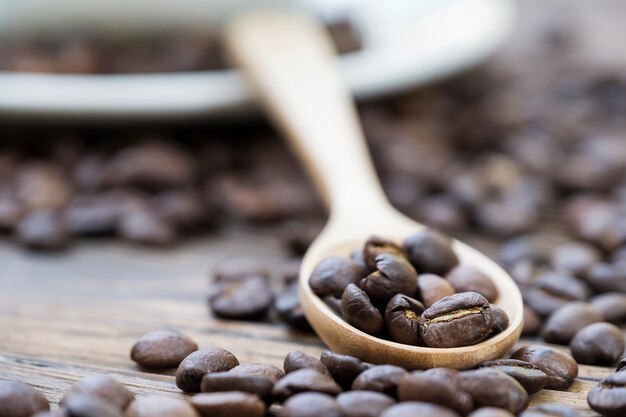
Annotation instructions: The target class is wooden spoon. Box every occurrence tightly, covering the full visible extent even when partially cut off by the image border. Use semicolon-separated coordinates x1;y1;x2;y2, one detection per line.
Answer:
225;10;523;369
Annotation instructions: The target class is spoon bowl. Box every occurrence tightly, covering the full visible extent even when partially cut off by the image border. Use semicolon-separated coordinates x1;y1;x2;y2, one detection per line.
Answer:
225;9;523;370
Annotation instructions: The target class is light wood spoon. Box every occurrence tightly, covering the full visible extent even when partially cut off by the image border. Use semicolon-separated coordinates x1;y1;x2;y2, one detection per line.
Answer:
225;10;523;369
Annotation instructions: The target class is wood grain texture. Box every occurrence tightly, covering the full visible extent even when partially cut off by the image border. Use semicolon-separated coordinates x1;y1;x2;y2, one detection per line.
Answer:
0;228;618;415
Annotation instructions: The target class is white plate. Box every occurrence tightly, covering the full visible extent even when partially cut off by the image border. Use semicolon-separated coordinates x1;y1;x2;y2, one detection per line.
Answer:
0;0;515;120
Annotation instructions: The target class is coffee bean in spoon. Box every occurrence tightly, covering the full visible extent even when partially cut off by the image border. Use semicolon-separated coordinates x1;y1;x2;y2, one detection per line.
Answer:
363;236;407;271
309;257;366;298
176;348;240;392
446;265;499;302
587;371;626;417
384;294;424;345
359;254;417;304
489;304;509;335
0;380;49;417
570;322;625;365
131;329;198;369
341;284;384;335
416;273;455;308
510;345;578;390
403;230;459;275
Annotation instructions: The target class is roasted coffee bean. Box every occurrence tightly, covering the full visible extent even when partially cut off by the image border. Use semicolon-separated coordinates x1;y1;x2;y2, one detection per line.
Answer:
16;209;68;250
446;265;498;302
125;396;199;417
490;304;509;334
117;206;177;246
416;273;455;308
274;282;310;330
478;359;547;394
61;375;134;410
587;371;626;417
200;373;273;399
363;236;406;270
228;363;284;383
520;404;580;417
590;292;626;323
468;408;515;417
359;254;418;304
511;345;578;390
585;262;626;293
570;322;625;365
541;302;603;344
419;292;493;348
62;395;123;417
351;365;408;398
284;350;330;376
131;330;198;369
320;350;371;388
457;368;529;414
380;402;461;417
397;372;474;415
522;306;542;336
190;392;265;417
384;294;424;345
499;236;550;268
336;391;395;417
550;241;601;277
209;276;274;320
403;230;459;275
341;284;384;335
523;271;591;317
309;257;366;298
176;348;239;392
278;392;341;417
0;380;49;417
272;369;341;401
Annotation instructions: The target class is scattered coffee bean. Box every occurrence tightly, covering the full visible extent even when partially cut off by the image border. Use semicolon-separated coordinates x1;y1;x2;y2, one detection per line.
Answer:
309;257;366;298
125;396;199;417
190;392;265;417
176;348;239;392
590;292;626;323
274;282;310;330
320;350;370;388
0;381;49;417
380;401;461;417
209;276;274;320
277;392;341;417
522;306;542;336
490;304;509;334
359;254;417;304
585;262;626;293
351;365;408;398
419;292;493;348
478;359;547;394
283;350;330;376
520;404;581;417
384;294;424;345
587;371;626;417
397;372;474;415
272;369;341;401
341;284;384;335
200;373;273;399
131;330;198;369
62;394;123;417
363;236;406;271
446;265;499;302
403;230;459;276
336;391;395;417
541;302;603;344
511;345;578;390
61;375;134;410
550;241;601;277
570;322;625;365
457;368;529;414
416;273;455;308
523;271;591;317
468;408;515;417
228;363;284;383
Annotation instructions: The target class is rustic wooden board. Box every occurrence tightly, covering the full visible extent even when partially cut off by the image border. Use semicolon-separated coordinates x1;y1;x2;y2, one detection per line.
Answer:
0;227;617;416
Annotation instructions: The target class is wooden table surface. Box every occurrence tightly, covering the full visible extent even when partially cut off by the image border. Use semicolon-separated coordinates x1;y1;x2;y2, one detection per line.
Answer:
0;227;616;416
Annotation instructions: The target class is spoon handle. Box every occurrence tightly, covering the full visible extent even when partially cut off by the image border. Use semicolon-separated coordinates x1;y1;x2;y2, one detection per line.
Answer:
225;10;390;223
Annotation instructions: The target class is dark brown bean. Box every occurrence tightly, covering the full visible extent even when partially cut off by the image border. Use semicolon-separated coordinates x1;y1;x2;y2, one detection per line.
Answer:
274;282;310;330
320;350;371;388
416;273;455;308
351;365;408;398
404;230;459;275
309;257;366;298
590;292;626;323
283;351;330;376
208;276;274;320
272;369;342;401
520;404;581;417
419;292;493;348
200;373;273;399
384;294;424;345
397;372;474;415
478;359;547;394
550;242;601;277
587;371;626;417
336;391;395;417
457;368;529;414
131;330;198;369
541;302;603;344
277;392;341;417
125;396;199;417
62;395;123;417
61;375;134;410
468;408;515;417
570;322;625;365
176;348;240;392
490;304;509;334
523;271;591;317
363;236;407;271
359;254;418;304
446;265;498;302
341;284;384;335
0;380;49;417
380;402;461;417
585;262;626;293
228;363;284;383
510;345;578;390
190;392;265;417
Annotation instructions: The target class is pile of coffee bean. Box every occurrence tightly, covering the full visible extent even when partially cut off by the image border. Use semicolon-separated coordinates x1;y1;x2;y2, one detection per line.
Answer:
308;231;505;348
